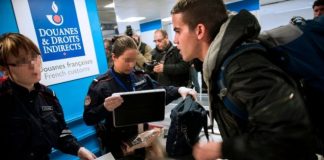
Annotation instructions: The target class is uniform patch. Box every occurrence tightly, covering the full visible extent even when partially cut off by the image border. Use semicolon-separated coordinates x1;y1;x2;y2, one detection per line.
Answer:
85;96;91;106
41;106;53;112
134;79;146;86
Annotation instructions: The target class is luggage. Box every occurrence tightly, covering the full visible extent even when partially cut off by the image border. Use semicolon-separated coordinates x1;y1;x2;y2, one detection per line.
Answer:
166;96;209;158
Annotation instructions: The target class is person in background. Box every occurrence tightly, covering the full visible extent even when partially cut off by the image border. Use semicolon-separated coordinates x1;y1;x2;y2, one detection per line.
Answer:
171;0;317;159
104;39;113;68
313;0;324;18
192;59;207;93
133;34;152;70
83;35;196;159
125;25;152;71
0;33;96;160
190;63;200;92
150;29;190;87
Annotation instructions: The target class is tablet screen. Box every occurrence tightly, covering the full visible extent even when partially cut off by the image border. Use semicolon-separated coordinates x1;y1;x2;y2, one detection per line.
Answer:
112;89;166;127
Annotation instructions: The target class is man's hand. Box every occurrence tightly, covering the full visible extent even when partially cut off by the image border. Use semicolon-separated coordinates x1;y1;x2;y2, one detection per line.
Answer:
153;63;164;73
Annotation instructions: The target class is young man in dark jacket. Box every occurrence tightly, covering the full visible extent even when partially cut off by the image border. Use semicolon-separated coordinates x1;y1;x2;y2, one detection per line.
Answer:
171;0;317;159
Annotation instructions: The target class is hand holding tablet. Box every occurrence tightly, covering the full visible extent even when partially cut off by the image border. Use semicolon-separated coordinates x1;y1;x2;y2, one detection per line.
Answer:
103;94;124;111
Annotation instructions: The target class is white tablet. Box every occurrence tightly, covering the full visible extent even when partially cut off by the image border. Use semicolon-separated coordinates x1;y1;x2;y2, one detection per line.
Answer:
112;89;166;127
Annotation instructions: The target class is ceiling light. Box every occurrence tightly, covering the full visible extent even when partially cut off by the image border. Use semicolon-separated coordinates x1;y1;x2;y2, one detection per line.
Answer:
117;17;146;22
104;2;115;8
225;0;243;4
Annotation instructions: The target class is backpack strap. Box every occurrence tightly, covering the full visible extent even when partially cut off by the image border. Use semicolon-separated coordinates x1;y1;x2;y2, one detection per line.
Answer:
216;43;266;120
202;112;209;141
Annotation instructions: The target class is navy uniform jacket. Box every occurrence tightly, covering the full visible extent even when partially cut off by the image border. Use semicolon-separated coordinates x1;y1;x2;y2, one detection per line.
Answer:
83;68;181;158
0;79;81;160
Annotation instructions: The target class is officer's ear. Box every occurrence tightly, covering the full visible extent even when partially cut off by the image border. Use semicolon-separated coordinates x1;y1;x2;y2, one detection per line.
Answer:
112;53;119;62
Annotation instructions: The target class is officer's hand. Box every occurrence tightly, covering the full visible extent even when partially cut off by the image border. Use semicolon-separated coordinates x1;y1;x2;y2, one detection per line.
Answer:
178;87;197;100
104;94;124;111
77;147;96;160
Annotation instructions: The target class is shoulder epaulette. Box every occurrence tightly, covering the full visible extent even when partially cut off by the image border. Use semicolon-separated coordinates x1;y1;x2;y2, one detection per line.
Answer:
38;84;60;108
39;84;56;97
0;80;13;96
93;72;113;83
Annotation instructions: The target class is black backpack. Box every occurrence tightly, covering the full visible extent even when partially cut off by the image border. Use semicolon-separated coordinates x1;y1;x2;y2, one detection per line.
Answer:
216;16;324;154
166;96;209;158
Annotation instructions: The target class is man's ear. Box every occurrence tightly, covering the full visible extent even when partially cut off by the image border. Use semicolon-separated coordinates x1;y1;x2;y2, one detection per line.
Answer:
195;24;207;40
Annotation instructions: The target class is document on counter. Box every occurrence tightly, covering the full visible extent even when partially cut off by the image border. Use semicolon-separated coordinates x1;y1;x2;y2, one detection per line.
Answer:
95;152;115;160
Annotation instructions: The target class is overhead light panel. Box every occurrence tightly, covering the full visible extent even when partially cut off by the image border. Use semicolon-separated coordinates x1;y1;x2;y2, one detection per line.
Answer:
105;2;115;8
224;0;243;4
117;17;146;22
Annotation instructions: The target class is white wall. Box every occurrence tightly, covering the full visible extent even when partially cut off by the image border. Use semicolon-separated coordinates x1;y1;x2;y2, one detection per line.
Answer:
141;30;156;49
259;0;314;31
163;21;175;45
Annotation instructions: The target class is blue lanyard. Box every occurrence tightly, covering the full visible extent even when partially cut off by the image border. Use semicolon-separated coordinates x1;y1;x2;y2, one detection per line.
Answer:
109;69;135;92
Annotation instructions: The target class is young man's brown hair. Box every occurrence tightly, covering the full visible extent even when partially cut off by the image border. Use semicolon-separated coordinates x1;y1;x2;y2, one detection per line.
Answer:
171;0;228;42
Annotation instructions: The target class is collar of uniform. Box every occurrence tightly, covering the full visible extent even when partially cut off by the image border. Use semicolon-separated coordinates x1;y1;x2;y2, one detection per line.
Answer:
111;67;133;84
8;78;41;96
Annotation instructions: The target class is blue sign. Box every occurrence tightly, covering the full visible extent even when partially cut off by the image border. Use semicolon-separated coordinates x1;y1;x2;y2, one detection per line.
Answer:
28;0;85;61
226;0;260;12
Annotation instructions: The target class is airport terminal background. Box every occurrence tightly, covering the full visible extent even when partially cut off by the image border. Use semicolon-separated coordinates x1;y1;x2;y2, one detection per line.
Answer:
0;0;316;159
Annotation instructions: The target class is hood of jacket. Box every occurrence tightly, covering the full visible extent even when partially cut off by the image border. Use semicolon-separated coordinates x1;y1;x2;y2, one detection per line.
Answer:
203;10;261;89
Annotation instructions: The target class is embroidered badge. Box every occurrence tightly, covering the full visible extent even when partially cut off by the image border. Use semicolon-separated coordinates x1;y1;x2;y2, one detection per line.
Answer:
41;106;53;111
134;79;146;86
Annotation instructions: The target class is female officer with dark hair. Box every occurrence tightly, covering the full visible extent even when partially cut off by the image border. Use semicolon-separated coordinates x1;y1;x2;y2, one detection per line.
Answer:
0;33;96;160
83;35;196;159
